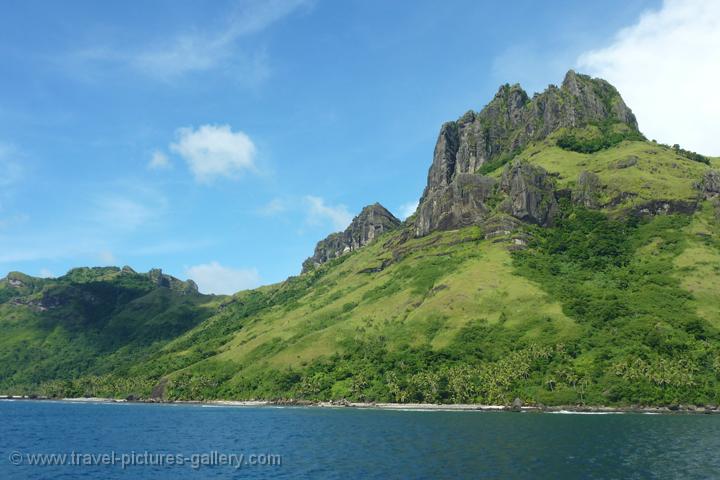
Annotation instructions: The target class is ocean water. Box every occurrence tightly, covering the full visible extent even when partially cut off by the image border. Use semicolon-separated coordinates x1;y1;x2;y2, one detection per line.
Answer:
1;401;720;479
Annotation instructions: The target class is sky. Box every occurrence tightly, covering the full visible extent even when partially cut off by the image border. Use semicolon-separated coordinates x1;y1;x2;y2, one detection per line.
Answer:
1;0;718;294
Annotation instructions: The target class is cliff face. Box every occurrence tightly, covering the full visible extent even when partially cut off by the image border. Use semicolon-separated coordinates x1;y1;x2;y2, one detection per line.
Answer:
302;203;401;272
498;160;559;226
415;70;638;236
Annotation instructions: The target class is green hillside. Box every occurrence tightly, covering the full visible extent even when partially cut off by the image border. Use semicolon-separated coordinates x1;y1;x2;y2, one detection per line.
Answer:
0;268;221;397
2;72;720;407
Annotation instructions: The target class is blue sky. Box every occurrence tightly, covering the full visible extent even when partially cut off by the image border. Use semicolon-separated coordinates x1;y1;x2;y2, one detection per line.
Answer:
1;0;718;293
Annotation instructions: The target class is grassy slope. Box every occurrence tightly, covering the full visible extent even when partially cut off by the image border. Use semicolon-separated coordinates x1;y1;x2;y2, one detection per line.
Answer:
495;137;707;209
2;140;719;406
147;139;719;404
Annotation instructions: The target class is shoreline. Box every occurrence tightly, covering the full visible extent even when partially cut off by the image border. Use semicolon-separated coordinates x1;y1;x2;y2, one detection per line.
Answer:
1;395;717;414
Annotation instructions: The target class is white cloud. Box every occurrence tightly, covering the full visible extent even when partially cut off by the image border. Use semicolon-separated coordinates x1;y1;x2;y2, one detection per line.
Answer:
304;195;352;231
148;150;172;170
398;200;418;220
578;0;720;155
185;261;260;295
171;124;257;183
67;0;310;80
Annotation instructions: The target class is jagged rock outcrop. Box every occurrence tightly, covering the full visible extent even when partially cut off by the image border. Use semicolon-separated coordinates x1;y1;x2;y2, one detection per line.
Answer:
147;268;198;295
415;70;637;236
572;171;602;208
415;173;497;236
698;170;720;199
499;160;558;226
302;203;401;272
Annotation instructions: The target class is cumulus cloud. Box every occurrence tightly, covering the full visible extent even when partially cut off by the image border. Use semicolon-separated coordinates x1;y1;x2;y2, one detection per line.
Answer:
148;150;172;170
578;0;720;155
304;196;353;231
171;124;257;183
398;200;418;220
185;261;260;295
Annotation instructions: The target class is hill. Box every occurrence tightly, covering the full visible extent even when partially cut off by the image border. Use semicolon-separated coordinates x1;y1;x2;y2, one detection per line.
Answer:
2;71;720;407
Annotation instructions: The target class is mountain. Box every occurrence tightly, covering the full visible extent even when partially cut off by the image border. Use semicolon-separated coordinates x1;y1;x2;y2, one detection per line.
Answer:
416;70;640;235
2;71;720;407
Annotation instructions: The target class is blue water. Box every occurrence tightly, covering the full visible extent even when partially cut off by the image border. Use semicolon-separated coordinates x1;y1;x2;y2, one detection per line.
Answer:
1;401;720;479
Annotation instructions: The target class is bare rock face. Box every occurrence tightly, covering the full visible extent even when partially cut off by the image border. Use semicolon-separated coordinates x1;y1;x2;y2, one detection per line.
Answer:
302;203;401;272
415;173;497;236
415;70;637;236
699;170;720;199
573;171;602;209
499;160;558;226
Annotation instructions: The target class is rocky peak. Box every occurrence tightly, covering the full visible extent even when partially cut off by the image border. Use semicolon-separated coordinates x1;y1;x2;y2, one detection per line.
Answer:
302;203;401;273
415;71;637;237
147;268;198;295
560;70;638;130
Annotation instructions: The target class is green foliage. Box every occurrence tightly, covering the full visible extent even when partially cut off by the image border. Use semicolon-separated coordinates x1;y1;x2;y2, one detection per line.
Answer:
0;270;218;393
478;148;521;175
557;121;644;153
2;135;719;407
511;205;720;404
668;143;710;165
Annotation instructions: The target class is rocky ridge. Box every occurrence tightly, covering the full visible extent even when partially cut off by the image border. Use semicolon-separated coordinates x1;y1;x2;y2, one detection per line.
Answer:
301;70;714;272
302;203;401;272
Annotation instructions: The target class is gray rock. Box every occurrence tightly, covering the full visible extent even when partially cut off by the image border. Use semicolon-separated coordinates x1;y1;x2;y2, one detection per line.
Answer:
147;268;199;295
511;397;524;411
481;214;524;240
614;156;639;169
572;171;602;209
499;160;558;226
698;170;720;199
631;200;698;218
415;174;497;236
302;203;401;272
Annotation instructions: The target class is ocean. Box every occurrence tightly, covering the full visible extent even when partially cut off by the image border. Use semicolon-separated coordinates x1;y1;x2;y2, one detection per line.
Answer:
1;400;719;479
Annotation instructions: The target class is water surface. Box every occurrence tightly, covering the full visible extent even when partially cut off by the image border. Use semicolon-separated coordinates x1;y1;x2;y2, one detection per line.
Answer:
1;400;719;479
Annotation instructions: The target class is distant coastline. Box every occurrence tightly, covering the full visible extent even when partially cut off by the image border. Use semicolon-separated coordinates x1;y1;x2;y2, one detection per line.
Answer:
1;395;717;415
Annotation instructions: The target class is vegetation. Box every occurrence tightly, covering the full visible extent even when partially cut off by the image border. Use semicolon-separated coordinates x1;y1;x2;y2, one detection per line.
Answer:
556;121;645;154
667;143;710;165
1;137;719;407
